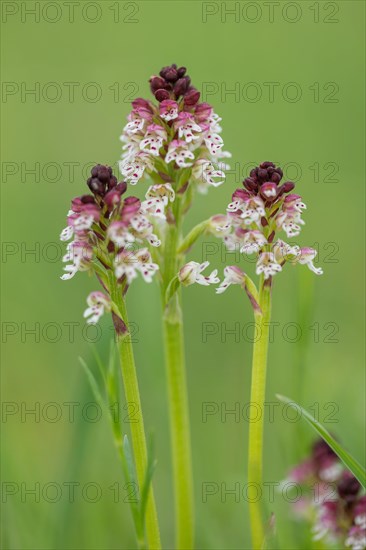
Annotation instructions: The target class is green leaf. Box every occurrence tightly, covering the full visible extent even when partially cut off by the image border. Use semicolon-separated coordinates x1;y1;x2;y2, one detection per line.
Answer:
165;275;181;304
276;394;366;488
177;219;210;255
123;435;138;487
79;356;106;410
123;435;143;539
139;436;157;530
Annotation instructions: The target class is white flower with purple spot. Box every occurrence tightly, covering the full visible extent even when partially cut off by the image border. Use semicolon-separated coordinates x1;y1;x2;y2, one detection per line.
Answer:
165;140;195;168
179;261;219;287
83;291;111;324
256;252;282;279
216;266;246;294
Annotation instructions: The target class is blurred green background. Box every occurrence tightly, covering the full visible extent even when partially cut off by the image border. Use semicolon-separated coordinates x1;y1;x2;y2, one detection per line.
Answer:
1;1;365;548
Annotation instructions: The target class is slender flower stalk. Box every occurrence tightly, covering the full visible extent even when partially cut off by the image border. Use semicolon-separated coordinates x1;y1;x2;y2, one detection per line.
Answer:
118;63;229;548
60;164;162;549
187;161;323;548
247;274;272;549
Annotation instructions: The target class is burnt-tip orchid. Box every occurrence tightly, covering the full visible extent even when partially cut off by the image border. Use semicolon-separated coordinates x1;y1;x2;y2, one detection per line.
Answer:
60;164;163;326
211;162;323;296
119;64;230;196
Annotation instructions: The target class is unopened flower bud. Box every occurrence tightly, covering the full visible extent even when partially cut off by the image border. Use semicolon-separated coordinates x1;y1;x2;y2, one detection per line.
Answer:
184;87;200;106
177;66;187;78
87;177;105;195
150;76;167;93
174;76;191;97
155;89;170;102
337;471;361;502
243;177;258;192
281;181;296;193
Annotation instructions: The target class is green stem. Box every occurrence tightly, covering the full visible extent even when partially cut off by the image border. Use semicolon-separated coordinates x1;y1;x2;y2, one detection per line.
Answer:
161;202;194;549
248;275;272;550
109;276;161;550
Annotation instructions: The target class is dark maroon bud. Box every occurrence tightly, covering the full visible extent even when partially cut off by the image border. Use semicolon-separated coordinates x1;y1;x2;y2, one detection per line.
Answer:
174;76;191;97
281;181;295;193
277;167;283;178
164;67;178;82
97;166;110;183
313;439;337;462
250;168;259;179
184;87;200;106
159;66;170;78
87;177;105;195
80;194;95;204
116;181;127;195
261;217;268;227
150;76;167;93
243;177;258;192
108;175;118;189
337;471;361;502
271;172;282;184
260;161;275;169
258;168;268;181
155;89;170;102
177;66;187;78
91;165;99;177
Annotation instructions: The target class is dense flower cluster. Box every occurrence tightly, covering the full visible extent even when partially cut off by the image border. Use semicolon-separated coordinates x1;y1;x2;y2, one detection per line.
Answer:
119;63;230;194
60;164;164;323
282;439;365;549
206;161;323;293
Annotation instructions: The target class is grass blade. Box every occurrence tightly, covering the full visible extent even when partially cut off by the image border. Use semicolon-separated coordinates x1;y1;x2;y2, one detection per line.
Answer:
276;394;366;488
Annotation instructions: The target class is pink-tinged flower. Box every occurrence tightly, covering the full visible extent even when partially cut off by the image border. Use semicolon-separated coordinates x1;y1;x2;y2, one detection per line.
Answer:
159;99;179;121
123;116;146;135
273;239;301;263
61;241;93;280
119;153;154;185
139;124;167;156
174;112;202;143
179;261;219;287
83;291;111;324
216;266;246;294
346;524;366;550
227;195;266;226
298;247;323;275
194;102;213;123
256;252;282;279
130;214;161;247
107;221;135;248
192;159;226;192
354;496;366;528
165;140;195;168
276;194;307;238
114;248;159;284
208;214;232;235
312;500;341;542
260;182;278;199
225;229;267;255
145;183;175;205
60;202;101;242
